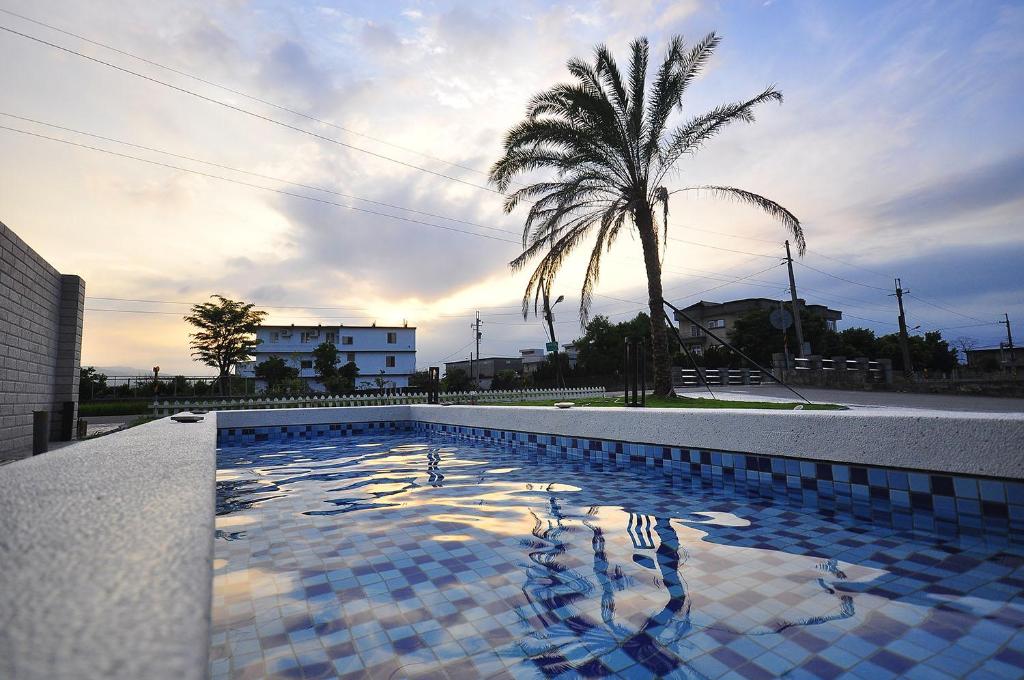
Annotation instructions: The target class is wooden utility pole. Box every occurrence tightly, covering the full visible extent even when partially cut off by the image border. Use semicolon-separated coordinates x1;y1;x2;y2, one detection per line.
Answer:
892;278;914;378
1002;313;1015;369
471;312;481;389
784;240;805;357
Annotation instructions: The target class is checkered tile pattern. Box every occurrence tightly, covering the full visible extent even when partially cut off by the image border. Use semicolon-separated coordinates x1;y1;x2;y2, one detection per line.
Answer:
416;422;1024;542
213;430;1024;679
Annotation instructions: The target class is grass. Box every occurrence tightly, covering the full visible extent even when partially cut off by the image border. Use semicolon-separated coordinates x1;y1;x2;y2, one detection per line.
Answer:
83;414;159;439
486;395;844;410
79;400;152;417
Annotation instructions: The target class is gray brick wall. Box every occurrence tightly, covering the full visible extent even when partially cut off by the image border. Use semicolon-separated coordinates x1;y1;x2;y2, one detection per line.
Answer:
0;220;85;459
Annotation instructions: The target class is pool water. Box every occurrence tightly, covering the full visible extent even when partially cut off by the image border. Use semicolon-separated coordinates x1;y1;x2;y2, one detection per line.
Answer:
211;432;1024;679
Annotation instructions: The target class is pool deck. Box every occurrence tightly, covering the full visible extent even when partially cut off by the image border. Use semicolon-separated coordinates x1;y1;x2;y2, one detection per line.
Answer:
1;404;1021;679
220;404;1024;480
0;416;216;680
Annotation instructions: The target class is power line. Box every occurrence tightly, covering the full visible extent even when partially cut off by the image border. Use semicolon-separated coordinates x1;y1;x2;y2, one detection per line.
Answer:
0;7;496;180
85;295;524;313
0;123;522;245
3;22;993;328
906;293;990;324
85;308;374;319
666;237;778;259
803;247;892;278
0;112;517;237
2;112;834;300
793;260;890;292
841;313;899;326
0;23;503;196
421;339;477;367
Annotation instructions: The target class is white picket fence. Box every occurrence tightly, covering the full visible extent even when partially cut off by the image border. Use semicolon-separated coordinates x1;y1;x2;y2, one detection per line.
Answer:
151;386;607;416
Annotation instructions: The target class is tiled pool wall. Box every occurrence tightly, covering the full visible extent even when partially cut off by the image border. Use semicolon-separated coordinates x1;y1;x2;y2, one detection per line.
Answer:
217;419;415;446
217;420;1024;542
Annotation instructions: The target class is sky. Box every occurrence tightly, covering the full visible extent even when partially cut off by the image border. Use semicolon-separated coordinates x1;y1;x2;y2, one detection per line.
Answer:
0;0;1021;374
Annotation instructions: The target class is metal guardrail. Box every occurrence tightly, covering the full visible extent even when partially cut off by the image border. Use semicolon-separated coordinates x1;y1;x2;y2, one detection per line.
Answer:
672;368;764;387
152;386;607;416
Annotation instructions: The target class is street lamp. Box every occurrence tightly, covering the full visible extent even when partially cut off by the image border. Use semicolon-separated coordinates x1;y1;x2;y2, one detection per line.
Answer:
541;285;565;387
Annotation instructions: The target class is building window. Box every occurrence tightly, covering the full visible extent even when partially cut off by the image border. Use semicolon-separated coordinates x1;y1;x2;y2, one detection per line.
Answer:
690;325;702;337
346;352;356;363
826;320;837;332
708;319;726;329
386;331;397;344
269;331;279;343
300;331;315;343
326;332;337;344
300;360;312;369
386;355;396;368
342;336;354;345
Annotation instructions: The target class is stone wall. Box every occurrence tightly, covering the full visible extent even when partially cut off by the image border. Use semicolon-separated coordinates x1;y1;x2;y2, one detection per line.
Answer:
0;220;85;458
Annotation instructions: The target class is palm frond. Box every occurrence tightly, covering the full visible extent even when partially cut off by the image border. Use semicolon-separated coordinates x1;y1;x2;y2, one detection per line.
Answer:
677;185;804;254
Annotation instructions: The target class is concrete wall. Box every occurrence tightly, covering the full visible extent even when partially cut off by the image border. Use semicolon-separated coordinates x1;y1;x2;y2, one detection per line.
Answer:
0;221;85;458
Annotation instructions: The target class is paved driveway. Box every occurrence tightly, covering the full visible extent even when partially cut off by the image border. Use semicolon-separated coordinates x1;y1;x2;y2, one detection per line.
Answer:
674;384;1024;413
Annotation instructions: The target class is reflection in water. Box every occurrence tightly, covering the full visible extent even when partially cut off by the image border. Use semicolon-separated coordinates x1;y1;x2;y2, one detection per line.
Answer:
213;433;1023;679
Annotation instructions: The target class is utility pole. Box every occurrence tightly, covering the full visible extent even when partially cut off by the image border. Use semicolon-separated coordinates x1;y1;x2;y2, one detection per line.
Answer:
784;240;806;358
892;278;914;379
471;312;481;389
1002;313;1015;370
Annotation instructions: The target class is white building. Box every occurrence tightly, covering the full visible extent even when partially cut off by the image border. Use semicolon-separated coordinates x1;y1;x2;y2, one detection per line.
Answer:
236;324;416;390
520;344;579;374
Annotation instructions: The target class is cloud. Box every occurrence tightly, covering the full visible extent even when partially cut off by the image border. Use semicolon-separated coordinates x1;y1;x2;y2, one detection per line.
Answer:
0;0;1020;373
872;152;1024;226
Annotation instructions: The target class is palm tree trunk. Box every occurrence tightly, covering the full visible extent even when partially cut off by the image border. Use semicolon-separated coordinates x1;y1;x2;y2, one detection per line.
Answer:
636;207;673;396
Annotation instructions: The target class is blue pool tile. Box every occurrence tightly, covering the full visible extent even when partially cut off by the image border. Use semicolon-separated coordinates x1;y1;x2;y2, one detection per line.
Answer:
979;480;1006;503
868;468;888;487
908;473;931;493
954;477;979;499
887;471;909;491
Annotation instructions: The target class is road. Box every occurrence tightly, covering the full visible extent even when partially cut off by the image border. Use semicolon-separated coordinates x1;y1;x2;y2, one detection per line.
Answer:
674;384;1024;413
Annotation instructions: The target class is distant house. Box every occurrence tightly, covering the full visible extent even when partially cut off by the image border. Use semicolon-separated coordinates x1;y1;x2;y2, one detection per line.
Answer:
236;324;416;389
520;348;546;375
965;346;1021;371
520;344;579;374
673;298;842;355
444;356;522;390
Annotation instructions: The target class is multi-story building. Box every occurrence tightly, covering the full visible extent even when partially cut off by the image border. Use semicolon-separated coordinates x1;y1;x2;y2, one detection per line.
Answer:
674;298;842;355
236;324;416;390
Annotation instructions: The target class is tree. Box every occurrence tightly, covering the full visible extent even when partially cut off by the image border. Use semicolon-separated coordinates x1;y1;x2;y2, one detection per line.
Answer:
184;295;266;395
574;313;652;376
727;308;836;367
442;368;473;392
361;370;394;392
491;369;524;390
79;366;107;400
954;336;978;365
254;356;298;390
312;341;340;383
490;34;802;395
408;370;434;391
333;362;359;394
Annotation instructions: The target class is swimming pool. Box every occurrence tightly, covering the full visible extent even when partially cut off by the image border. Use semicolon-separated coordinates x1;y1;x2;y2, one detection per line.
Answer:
212;430;1024;679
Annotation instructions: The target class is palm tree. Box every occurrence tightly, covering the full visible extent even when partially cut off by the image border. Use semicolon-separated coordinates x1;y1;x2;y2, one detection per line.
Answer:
489;34;804;396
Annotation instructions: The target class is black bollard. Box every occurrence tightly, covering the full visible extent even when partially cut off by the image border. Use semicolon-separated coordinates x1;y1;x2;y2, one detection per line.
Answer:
33;410;49;455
